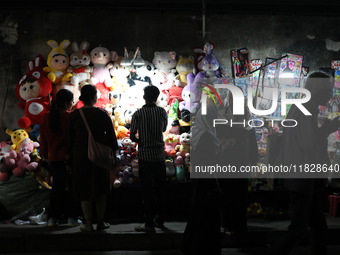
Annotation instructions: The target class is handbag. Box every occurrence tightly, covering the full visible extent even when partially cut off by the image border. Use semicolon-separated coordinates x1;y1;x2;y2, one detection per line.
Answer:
79;108;116;170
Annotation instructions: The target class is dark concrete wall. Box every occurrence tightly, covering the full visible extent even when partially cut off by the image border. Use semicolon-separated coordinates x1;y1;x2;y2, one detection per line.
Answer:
1;7;340;139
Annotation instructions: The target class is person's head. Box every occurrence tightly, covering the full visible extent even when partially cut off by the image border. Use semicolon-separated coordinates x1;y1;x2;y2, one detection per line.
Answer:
143;85;160;104
55;89;74;111
79;84;98;106
49;89;74;134
304;72;333;106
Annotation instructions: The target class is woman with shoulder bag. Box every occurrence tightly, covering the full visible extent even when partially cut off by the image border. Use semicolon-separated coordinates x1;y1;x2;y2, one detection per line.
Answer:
67;85;118;232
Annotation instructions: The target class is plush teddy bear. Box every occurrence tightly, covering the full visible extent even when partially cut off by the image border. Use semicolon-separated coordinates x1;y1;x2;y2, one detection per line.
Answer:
174;152;185;182
67;41;92;87
179;72;205;115
43;39;72;85
176;132;191;158
175;55;196;87
164;133;180;157
152;51;177;91
16;55;52;129
110;57;131;92
0;148;17;181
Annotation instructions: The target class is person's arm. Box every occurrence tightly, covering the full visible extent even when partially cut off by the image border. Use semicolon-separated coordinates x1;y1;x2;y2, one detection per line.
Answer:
130;112;139;143
39;115;48;159
161;108;168;132
103;110;119;151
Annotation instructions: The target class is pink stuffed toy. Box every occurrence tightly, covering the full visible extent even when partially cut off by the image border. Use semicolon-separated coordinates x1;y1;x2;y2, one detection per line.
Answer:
0;149;17;181
90;46;118;88
152;51;177;91
16;55;52;129
164;133;180;157
12;138;39;177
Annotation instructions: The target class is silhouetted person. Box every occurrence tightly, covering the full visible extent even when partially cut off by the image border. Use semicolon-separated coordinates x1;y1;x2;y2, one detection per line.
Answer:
268;72;339;255
67;85;118;232
130;85;168;233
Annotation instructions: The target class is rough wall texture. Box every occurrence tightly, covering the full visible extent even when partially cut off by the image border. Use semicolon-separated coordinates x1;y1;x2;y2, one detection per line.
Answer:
1;8;340;139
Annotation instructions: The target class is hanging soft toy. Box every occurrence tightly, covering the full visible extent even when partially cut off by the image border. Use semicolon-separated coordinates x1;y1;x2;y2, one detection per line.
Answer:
175;56;196;87
110;57;131;92
16;55;52;129
201;42;220;79
179;72;205;115
128;61;154;87
151;51;177;91
90;46;118;88
43;39;72;85
67;41;92;87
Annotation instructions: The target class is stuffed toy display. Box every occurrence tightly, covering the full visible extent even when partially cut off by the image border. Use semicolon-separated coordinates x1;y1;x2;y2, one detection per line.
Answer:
151;51;177;91
179;72;205;115
90;46;118;88
16;55;52;129
67;41;92;87
0;138;39;180
43;39;72;85
175;55;196;87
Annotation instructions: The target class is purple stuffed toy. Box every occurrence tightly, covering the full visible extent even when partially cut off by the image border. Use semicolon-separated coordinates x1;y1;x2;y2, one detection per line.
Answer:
179;71;205;114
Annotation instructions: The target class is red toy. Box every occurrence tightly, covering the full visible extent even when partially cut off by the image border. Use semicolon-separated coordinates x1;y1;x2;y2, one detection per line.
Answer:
16;55;52;129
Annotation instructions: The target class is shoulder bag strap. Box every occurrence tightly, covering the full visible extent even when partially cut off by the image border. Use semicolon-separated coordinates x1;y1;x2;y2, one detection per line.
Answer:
79;108;92;135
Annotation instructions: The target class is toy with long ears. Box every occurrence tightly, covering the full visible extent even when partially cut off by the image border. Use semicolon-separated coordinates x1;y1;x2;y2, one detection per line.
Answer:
16;55;52;129
43;39;72;84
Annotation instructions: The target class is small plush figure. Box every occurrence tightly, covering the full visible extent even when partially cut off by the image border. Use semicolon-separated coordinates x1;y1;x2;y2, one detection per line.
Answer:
165;157;175;177
152;51;177;91
128;61;154;87
90;46;118;88
6;128;30;152
118;166;134;184
175;55;196;87
179;72;205;115
176;132;191;158
121;137;136;157
156;90;170;110
131;157;139;177
16;55;52;129
174;152;185;182
12;138;39;177
110;57;131;92
164;133;180;157
43;39;72;85
201;42;220;79
67;41;92;87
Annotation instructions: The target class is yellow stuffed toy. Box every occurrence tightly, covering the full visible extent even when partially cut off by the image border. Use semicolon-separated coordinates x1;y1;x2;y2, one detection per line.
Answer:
6;128;32;152
43;39;72;85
